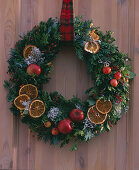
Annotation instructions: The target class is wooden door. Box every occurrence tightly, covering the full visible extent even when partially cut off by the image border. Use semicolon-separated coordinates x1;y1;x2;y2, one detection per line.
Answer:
0;0;139;170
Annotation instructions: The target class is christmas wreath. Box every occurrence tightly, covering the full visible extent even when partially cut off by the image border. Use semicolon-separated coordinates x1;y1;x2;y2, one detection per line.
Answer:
4;16;135;150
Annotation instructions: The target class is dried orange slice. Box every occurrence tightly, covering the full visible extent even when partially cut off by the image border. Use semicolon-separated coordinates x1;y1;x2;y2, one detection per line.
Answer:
14;94;30;110
87;105;107;124
84;41;100;54
19;84;38;100
96;99;112;114
89;30;99;41
23;45;36;58
29;99;45;118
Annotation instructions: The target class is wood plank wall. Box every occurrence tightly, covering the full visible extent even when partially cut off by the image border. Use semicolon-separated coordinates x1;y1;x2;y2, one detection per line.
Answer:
0;0;139;170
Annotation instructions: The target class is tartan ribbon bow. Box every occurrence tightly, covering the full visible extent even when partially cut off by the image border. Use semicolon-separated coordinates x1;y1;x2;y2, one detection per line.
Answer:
60;0;74;41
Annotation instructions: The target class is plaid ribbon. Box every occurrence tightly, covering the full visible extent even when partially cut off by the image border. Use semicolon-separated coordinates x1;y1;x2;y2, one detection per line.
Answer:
60;0;74;41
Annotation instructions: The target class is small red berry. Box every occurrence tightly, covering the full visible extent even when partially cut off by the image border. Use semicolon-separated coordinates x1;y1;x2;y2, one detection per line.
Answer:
93;93;96;98
116;66;119;69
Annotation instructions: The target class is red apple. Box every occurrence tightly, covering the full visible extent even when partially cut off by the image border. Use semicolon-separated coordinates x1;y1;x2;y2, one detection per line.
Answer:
51;128;59;135
103;67;111;74
58;118;73;134
27;64;41;76
110;79;118;87
114;72;121;80
70;109;84;122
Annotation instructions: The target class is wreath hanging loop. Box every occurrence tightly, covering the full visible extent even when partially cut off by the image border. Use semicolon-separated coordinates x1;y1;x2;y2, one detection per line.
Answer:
4;16;135;150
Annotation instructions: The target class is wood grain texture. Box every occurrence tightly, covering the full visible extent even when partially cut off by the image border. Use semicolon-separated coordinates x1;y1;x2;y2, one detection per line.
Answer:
0;0;138;170
0;0;16;169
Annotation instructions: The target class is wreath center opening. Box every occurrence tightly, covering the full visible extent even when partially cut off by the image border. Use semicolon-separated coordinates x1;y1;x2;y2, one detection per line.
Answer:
45;45;92;100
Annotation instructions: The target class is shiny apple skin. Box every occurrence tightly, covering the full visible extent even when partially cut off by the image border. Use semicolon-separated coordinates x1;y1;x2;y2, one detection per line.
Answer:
51;128;59;135
58;118;73;134
114;72;122;80
70;109;84;122
27;64;41;76
110;79;118;87
103;67;111;74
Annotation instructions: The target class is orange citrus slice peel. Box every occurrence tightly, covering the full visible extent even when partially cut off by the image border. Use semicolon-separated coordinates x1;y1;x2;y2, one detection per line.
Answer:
87;105;107;124
84;41;100;54
29;99;45;118
96;99;112;114
14;94;30;110
89;30;99;41
23;45;36;58
19;84;38;100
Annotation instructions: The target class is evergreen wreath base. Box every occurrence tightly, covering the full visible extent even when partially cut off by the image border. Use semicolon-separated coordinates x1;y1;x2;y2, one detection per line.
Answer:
4;16;135;150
